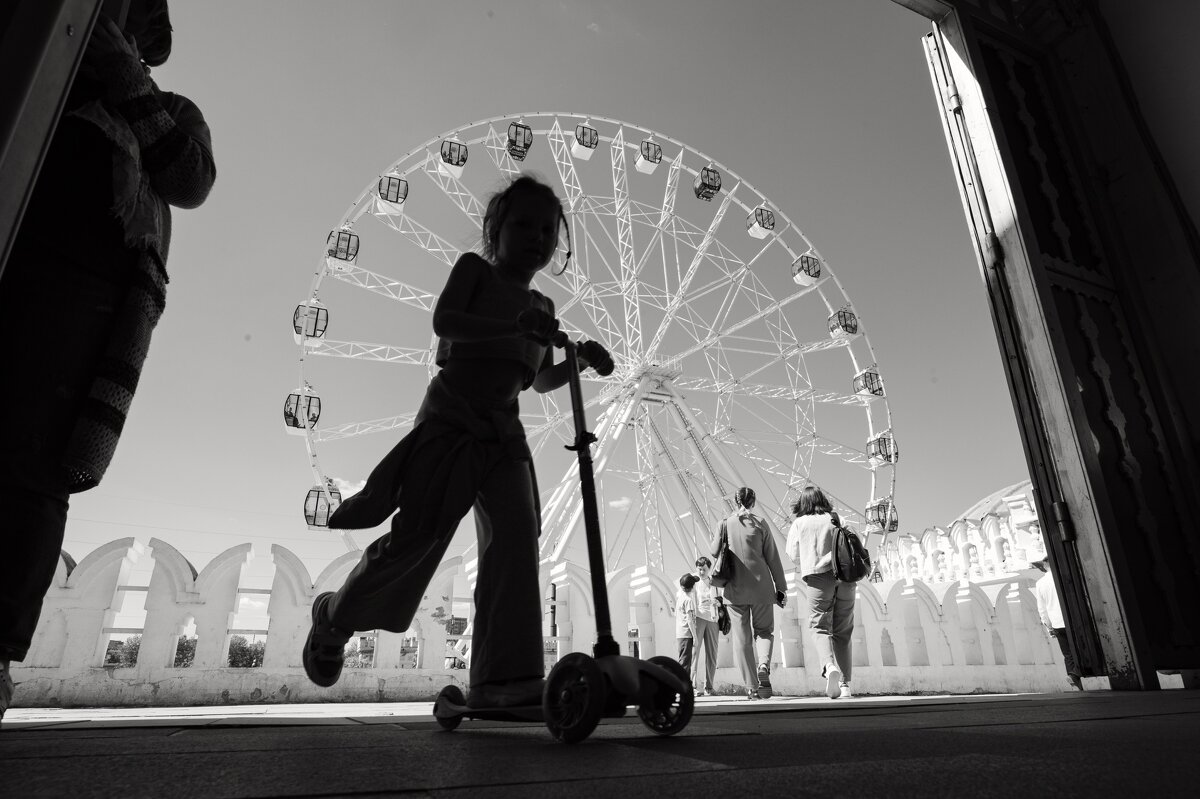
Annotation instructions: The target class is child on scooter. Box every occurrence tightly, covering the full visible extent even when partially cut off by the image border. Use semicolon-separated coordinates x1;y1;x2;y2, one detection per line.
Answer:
302;175;613;708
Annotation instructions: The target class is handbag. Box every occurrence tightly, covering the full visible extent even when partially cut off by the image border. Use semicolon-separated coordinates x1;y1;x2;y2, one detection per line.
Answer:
716;598;731;635
710;520;734;588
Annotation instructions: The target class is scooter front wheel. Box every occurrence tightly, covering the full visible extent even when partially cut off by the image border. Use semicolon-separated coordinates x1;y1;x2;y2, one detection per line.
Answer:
433;684;465;731
543;652;605;743
637;656;694;736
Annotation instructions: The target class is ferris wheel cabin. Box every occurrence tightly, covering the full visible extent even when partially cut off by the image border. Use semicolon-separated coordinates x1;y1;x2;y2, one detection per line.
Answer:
867;431;898;467
326;228;359;273
694;165;721;200
853;365;884;397
747;206;776;239
304;480;342;530
791;253;821;286
636;139;662;174
283;386;321;435
507;121;533;160
377;174;409;213
828;306;859;338
867;497;899;532
439;139;468;179
293;299;328;345
572;123;599;160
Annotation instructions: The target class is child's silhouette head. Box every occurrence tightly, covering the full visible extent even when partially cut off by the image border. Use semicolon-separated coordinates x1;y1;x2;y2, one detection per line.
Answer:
680;573;698;592
482;175;572;274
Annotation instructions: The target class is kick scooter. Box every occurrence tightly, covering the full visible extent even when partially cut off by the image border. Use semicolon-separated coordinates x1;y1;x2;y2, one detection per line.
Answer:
433;335;694;743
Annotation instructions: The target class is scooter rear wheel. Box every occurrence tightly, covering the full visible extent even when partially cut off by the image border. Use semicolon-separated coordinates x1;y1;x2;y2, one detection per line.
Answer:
543;652;605;743
434;684;465;731
637;656;694;736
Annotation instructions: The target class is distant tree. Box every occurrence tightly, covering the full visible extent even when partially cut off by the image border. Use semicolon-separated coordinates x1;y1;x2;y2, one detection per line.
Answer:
104;635;140;667
227;635;265;668
174;635;197;668
343;636;373;669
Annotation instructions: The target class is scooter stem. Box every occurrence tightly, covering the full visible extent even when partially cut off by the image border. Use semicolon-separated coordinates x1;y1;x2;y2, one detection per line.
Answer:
561;338;619;658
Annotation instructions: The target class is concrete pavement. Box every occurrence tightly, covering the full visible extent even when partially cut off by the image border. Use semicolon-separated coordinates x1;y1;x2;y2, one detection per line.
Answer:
3;690;1198;797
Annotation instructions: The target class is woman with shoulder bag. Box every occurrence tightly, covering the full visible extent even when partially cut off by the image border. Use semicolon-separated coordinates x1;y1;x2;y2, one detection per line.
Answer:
785;485;855;699
710;487;788;700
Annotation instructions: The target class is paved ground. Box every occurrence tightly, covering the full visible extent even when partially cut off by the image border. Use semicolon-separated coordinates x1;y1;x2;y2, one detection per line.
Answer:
3;690;1198;798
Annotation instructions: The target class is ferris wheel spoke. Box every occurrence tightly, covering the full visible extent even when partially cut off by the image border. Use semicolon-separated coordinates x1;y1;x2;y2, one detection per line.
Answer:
800;431;874;467
658;151;683;229
547;217;625;351
373;210;461;267
313;413;417;443
715;432;802;529
305;338;433;366
633;423;665;570
673;288;849;362
421;152;484;224
546;119;584;211
641;411;721;532
610;129;644;357
325;264;438;310
645;185;739;359
672;375;868;406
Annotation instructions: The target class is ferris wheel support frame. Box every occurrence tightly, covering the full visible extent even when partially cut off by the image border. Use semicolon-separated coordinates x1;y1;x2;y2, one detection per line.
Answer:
540;382;647;563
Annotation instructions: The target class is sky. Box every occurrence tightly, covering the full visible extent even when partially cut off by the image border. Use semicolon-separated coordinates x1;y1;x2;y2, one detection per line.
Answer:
60;0;1034;626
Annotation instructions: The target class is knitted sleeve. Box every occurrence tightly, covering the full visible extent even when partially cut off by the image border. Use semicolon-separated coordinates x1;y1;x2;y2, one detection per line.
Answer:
100;54;216;209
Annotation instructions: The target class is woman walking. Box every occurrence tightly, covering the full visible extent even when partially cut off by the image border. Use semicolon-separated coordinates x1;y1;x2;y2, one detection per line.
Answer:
711;487;787;700
786;486;855;699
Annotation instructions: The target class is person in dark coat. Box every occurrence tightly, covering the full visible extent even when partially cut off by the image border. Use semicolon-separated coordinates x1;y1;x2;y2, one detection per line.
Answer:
0;1;215;722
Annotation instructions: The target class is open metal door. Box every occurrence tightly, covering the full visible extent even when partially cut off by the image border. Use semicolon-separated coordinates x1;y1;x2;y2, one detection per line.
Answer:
922;22;1106;683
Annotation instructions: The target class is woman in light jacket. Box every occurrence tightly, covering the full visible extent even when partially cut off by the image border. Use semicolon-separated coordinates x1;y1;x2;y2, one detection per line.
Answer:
785;485;854;699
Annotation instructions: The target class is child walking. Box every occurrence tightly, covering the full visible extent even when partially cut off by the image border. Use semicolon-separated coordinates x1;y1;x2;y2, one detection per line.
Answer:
676;573;699;674
302;175;613;708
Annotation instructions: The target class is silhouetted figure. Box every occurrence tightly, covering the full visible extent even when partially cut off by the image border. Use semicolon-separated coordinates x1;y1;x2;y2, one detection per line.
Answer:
691;556;721;695
1032;557;1083;690
0;1;215;722
712;487;787;700
301;176;613;709
786;485;855;699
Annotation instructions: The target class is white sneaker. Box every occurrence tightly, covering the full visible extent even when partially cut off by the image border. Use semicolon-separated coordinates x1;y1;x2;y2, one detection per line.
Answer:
825;666;842;699
839;683;853;699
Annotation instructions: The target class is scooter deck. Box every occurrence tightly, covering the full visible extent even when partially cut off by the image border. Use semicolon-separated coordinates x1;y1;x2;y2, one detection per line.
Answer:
434;698;544;724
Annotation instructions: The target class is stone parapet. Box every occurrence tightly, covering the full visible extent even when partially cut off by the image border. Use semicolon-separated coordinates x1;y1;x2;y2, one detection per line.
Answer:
10;538;1075;707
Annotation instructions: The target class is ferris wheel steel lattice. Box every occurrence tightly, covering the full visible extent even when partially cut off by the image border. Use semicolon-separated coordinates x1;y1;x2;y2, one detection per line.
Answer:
287;112;899;569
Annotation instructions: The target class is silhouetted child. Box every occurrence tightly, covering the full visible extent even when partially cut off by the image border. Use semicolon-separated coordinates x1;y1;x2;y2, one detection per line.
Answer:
302;175;612;708
676;573;699;674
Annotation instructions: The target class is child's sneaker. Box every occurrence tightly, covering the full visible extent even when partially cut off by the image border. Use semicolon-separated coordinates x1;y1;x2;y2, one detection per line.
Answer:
839;682;853;699
466;678;545;709
302;592;351;687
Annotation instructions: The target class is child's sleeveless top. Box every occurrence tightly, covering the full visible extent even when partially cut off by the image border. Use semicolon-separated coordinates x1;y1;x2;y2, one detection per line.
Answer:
435;253;552;389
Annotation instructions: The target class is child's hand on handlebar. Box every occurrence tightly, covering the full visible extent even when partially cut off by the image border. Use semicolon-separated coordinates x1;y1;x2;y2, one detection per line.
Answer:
516;308;560;344
577;340;615;376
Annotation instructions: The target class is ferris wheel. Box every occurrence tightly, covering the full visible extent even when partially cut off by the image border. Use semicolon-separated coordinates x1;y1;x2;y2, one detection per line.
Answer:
287;112;898;569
